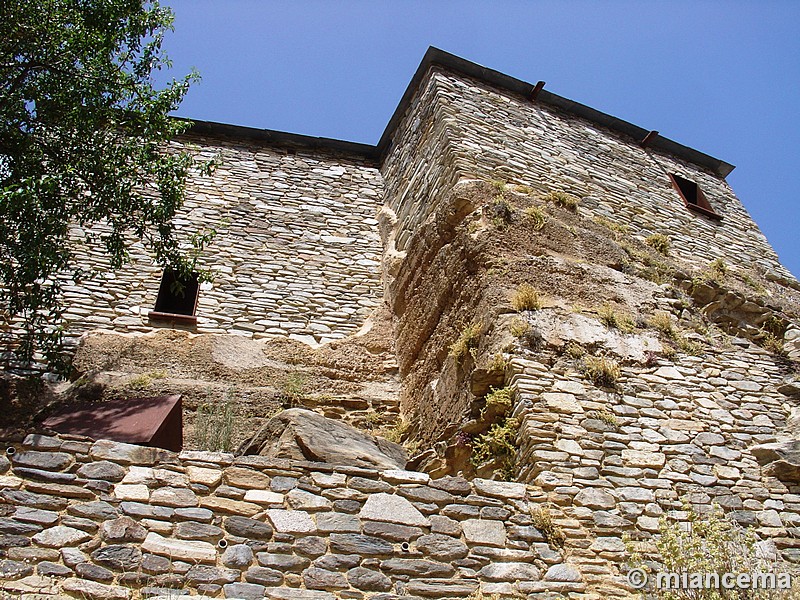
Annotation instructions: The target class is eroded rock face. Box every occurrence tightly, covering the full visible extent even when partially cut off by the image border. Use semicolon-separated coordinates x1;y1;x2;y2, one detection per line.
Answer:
238;408;407;470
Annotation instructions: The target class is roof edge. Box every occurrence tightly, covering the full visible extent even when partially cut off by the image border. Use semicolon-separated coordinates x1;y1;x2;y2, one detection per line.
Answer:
183;119;378;159
375;47;735;178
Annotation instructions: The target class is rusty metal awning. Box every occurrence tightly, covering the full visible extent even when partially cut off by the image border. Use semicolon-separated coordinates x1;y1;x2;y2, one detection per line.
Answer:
43;394;183;452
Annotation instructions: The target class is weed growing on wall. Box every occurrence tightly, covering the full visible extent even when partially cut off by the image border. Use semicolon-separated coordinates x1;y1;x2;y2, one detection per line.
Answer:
626;500;797;599
645;233;671;256
598;303;636;333
279;372;307;407
470;416;519;480
594;216;630;236
195;396;235;452
530;503;566;549
450;322;482;364
582;355;621;388
482;386;514;417
587;409;619;429
542;191;580;212
524;205;548;231
648;311;676;339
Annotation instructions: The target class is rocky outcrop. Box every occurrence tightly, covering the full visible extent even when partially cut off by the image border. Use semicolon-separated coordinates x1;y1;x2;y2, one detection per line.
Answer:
238;408;407;470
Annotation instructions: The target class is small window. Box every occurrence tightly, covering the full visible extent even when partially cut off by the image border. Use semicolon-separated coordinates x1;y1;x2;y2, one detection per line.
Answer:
149;269;199;324
669;173;722;221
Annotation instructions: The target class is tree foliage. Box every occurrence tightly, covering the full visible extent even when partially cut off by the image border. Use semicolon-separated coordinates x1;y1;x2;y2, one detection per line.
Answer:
0;0;214;370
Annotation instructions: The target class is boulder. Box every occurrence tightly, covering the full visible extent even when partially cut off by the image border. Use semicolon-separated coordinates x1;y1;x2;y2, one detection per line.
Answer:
238;408;407;470
751;441;800;466
751;441;800;483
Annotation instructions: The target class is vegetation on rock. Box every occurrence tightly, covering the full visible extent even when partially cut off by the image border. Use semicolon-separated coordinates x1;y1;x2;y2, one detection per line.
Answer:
598;303;636;333
582;355;621;387
645;233;671;256
470;415;519;480
511;283;543;311
626;500;796;600
450;322;482;364
542;191;580;212
530;503;566;548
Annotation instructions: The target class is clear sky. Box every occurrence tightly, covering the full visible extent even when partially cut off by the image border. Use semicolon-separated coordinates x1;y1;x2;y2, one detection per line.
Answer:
159;0;799;277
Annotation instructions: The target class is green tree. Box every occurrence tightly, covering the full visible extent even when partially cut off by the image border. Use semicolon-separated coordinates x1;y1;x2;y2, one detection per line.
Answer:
0;0;214;371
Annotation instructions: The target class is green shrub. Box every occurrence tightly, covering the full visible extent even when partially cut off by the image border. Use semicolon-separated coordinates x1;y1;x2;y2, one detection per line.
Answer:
512;283;543;311
470;416;518;480
542;191;580;212
450;322;482;364
583;355;621;388
626;500;795;599
486;353;509;372
645;233;670;255
483;386;514;415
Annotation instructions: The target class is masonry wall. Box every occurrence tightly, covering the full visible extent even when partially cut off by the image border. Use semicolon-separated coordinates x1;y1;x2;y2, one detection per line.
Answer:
380;68;463;254
0;434;590;599
507;337;800;568
59;136;385;348
416;67;794;283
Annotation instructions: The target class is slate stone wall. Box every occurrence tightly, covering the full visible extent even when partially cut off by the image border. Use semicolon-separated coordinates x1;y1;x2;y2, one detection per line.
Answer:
58;137;385;350
380;68;463;254
507;338;800;577
0;434;587;599
388;67;794;284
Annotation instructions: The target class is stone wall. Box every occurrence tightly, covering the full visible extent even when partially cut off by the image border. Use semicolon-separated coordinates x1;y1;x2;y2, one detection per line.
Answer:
58;136;384;349
507;334;800;571
0;434;590;599
379;67;463;255
400;67;793;284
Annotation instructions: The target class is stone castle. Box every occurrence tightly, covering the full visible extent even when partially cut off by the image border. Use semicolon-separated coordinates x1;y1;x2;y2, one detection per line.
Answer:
2;47;800;599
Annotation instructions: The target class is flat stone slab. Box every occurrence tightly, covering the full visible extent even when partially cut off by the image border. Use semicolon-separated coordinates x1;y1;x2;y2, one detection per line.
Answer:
62;578;131;600
32;525;92;548
461;519;507;547
90;440;159;465
141;532;216;563
238;408;407;470
359;493;430;527
266;509;316;534
473;479;527;499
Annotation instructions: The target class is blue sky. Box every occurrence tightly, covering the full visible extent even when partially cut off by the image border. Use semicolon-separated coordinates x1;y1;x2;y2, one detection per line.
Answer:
160;1;800;277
